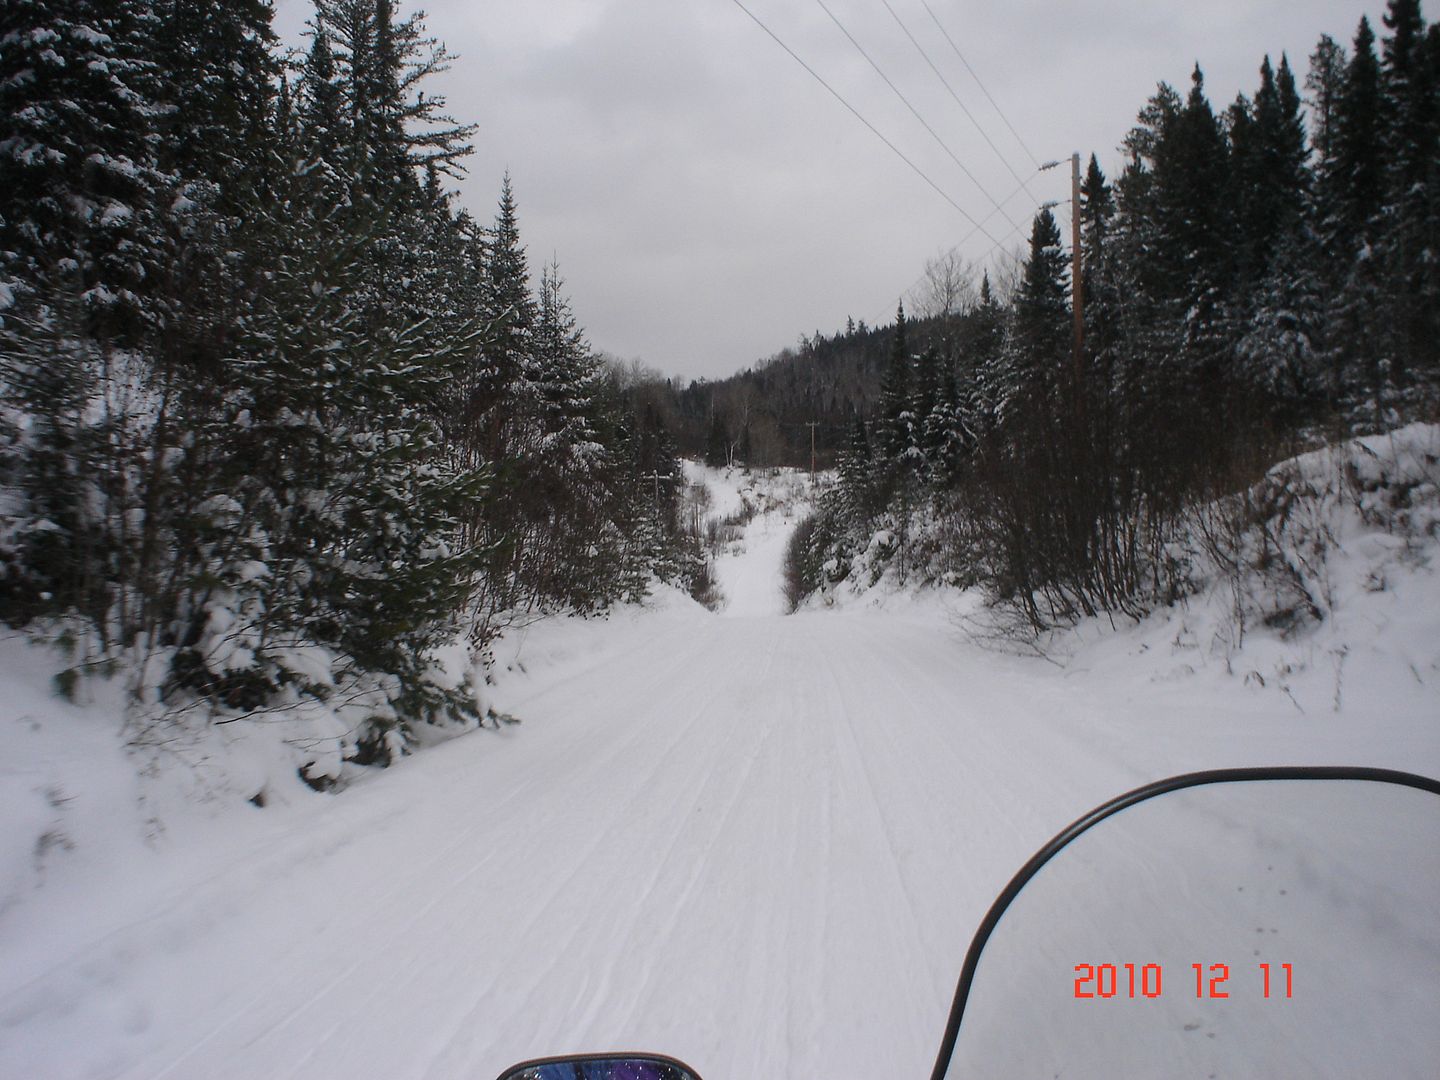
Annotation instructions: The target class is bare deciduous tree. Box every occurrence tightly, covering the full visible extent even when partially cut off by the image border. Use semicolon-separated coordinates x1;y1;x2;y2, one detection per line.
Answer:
910;250;978;319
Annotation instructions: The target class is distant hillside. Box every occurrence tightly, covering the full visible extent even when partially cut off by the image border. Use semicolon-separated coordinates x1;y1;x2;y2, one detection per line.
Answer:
661;308;978;469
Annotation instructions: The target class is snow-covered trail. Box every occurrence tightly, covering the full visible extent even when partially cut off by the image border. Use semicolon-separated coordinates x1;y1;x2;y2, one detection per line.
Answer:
3;467;1437;1079
1;602;1118;1079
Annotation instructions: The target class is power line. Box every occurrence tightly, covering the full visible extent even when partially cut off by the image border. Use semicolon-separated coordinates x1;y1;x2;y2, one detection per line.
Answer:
879;0;1034;200
726;0;998;238
921;0;1043;171
812;0;1018;239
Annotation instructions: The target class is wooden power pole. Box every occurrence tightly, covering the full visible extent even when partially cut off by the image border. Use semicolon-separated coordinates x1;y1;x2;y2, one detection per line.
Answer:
1071;151;1084;385
640;470;671;509
805;422;820;481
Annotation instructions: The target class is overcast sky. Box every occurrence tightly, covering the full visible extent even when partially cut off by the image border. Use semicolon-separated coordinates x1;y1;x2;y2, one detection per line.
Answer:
273;0;1389;382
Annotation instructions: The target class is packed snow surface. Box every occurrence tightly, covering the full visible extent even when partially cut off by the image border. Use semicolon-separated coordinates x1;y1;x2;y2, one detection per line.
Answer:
2;456;1438;1079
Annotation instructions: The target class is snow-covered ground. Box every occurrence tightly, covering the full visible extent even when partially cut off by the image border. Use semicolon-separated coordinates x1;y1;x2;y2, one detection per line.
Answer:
2;451;1437;1079
679;462;816;617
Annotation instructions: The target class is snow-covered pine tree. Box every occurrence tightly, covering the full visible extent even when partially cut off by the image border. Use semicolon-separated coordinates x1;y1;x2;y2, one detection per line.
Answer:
0;0;173;335
296;23;348;188
1375;0;1439;391
1228;56;1321;406
1228;56;1308;293
1306;34;1348;196
1317;17;1398;422
876;302;914;465
151;0;279;214
520;260;616;609
910;345;944;476
1149;67;1233;358
0;0;180;649
995;208;1067;432
963;272;1005;437
164;192;492;752
476;174;536;458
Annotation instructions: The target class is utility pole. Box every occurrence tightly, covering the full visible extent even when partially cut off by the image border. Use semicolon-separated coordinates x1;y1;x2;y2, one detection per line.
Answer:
640;471;672;510
805;422;820;482
1071;151;1084;386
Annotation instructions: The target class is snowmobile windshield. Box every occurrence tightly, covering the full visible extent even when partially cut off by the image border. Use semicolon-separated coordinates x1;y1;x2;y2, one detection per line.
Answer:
933;768;1440;1080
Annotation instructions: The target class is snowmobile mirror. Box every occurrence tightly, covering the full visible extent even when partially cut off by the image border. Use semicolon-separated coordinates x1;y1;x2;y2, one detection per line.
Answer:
495;1052;703;1080
936;768;1440;1080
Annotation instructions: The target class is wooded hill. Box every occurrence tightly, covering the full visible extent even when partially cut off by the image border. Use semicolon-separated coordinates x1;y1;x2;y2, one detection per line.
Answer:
661;2;1440;480
661;307;981;470
783;0;1440;629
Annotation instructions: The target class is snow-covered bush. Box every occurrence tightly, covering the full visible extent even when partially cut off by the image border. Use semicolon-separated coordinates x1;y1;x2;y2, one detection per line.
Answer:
1182;423;1440;652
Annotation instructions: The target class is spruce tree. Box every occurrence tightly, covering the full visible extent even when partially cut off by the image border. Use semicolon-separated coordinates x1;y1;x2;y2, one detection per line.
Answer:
1079;154;1118;369
877;302;913;464
1377;0;1439;386
836;418;878;522
298;24;347;170
480;174;536;431
1306;34;1349;191
1231;57;1308;289
151;0;279;209
997;207;1068;429
1149;67;1232;323
910;346;944;474
0;0;173;336
1333;19;1385;247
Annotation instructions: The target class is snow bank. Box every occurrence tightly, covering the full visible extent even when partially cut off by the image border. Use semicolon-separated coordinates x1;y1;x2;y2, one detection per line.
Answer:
1085;422;1440;716
808;425;1440;716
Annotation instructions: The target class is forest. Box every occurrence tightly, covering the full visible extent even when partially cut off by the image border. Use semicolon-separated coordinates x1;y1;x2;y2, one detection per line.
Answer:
2;0;1438;764
0;0;700;767
783;1;1440;629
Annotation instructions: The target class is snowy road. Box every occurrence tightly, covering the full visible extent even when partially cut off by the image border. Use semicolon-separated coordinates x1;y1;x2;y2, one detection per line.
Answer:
2;602;1141;1080
3;469;1437;1079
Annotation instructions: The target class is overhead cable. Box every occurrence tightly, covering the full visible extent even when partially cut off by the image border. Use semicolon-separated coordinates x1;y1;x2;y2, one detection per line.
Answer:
921;0;1043;170
812;0;1019;236
726;0;997;241
879;0;1034;199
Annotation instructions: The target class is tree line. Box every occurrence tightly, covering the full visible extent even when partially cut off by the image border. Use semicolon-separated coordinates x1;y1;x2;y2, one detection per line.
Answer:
0;0;697;764
789;0;1440;629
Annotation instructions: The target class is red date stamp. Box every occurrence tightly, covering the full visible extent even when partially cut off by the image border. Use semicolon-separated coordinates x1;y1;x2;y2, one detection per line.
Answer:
1073;963;1293;999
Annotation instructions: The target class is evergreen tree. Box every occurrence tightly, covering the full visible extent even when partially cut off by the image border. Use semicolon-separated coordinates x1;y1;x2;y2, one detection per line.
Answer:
910;346;944;472
836;418;875;519
997;207;1068;428
313;0;474;190
1332;18;1385;247
1377;0;1439;386
481;174;536;427
965;272;1005;434
1230;56;1308;289
151;0;279;208
0;0;173;336
877;302;914;463
1079;155;1118;367
1149;67;1232;326
1380;0;1430;191
922;362;971;486
1306;34;1349;189
1116;81;1182;230
298;24;346;169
